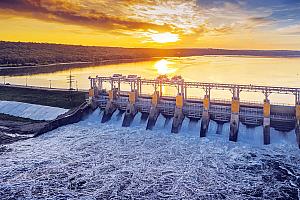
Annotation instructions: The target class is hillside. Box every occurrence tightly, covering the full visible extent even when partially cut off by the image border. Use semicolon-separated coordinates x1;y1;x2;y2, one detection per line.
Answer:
1;41;300;67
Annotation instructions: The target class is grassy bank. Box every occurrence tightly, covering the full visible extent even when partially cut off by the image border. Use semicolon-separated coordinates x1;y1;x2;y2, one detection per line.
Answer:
0;86;87;109
0;58;157;76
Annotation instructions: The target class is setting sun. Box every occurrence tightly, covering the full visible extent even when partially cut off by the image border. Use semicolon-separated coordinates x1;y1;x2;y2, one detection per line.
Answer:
151;32;179;43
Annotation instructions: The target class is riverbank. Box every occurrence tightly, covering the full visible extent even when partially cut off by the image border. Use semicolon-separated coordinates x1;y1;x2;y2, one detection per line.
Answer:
0;85;90;145
0;57;158;76
0;103;91;145
0;85;87;109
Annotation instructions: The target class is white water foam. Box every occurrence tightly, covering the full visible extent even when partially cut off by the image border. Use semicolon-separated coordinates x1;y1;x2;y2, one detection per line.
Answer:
0;110;299;199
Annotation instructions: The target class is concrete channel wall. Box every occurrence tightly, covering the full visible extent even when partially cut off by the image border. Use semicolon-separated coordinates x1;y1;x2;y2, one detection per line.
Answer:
34;102;92;137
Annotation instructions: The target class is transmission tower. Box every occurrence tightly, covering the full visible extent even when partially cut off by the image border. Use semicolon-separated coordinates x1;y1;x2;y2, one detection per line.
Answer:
66;70;76;106
67;70;75;90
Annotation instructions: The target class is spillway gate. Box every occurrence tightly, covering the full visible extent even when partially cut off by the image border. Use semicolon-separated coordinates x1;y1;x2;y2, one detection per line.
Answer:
88;74;300;148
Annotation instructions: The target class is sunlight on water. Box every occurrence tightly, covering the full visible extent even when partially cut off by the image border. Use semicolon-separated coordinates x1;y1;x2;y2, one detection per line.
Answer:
5;56;300;104
154;59;177;75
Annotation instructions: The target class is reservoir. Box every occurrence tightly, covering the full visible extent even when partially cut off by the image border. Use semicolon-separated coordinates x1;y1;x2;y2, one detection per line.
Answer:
4;56;300;104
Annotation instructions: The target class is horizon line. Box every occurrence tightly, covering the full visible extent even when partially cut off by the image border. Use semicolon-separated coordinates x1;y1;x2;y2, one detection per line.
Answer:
1;40;300;52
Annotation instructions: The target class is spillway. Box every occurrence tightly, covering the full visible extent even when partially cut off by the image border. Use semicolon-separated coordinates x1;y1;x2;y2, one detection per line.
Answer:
88;74;300;148
1;109;299;199
96;108;298;148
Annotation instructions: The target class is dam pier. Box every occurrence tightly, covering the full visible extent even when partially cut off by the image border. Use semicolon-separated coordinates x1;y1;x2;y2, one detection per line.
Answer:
88;74;300;148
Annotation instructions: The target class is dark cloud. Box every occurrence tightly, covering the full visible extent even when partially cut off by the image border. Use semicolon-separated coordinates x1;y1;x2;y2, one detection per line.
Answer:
0;0;172;32
248;17;275;25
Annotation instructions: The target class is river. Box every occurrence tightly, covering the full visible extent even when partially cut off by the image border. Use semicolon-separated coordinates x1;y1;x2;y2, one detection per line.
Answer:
4;56;300;104
0;109;299;199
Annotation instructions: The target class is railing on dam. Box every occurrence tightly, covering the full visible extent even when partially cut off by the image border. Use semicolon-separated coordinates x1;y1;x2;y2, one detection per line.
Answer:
88;74;300;148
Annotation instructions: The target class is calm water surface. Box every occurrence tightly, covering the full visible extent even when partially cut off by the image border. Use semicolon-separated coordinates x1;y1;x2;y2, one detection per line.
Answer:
5;56;300;104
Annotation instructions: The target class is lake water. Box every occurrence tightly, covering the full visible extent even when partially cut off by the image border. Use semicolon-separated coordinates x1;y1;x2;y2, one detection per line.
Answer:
5;56;300;104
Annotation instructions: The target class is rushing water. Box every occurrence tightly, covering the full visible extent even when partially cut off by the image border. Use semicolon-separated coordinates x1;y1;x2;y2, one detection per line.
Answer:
4;56;300;104
0;109;300;199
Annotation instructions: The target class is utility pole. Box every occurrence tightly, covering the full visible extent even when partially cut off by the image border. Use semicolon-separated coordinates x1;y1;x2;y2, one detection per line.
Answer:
49;80;52;89
67;70;75;90
25;75;28;87
66;70;76;106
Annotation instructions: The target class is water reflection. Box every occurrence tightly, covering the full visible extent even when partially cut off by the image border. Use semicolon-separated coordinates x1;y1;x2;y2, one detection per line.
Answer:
154;59;177;75
4;56;300;104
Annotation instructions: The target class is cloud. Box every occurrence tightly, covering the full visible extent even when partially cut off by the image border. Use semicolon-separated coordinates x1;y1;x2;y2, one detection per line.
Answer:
0;0;296;44
242;17;275;29
196;0;245;8
278;24;300;35
0;0;172;33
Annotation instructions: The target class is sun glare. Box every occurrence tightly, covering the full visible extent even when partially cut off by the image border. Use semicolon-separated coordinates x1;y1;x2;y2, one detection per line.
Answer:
154;59;177;75
151;32;179;43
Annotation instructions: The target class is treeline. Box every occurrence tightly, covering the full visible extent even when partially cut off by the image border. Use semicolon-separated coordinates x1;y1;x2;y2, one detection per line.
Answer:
1;41;300;66
0;41;176;66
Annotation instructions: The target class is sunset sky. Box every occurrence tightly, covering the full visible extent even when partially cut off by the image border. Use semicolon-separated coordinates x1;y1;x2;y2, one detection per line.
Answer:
0;0;300;49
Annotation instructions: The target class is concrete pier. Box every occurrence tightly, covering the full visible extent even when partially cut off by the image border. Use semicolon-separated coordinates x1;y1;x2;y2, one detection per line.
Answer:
88;77;99;109
296;103;300;149
200;95;210;137
101;89;117;123
122;91;138;127
141;112;149;122
146;91;160;130
88;88;97;109
229;88;240;142
263;99;271;145
171;95;185;133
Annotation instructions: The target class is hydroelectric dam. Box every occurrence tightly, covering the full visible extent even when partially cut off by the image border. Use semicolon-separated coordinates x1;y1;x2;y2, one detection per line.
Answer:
87;74;300;149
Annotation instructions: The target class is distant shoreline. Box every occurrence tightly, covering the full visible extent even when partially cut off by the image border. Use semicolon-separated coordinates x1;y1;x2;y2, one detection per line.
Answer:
0;57;161;70
1;40;300;76
0;57;159;76
2;54;300;76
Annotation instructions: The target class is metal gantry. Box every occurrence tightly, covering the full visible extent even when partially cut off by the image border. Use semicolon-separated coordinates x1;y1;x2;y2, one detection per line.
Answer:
89;75;300;103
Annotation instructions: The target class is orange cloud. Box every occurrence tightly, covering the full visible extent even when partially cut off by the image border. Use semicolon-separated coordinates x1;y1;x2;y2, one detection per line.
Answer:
0;0;299;49
0;0;172;33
